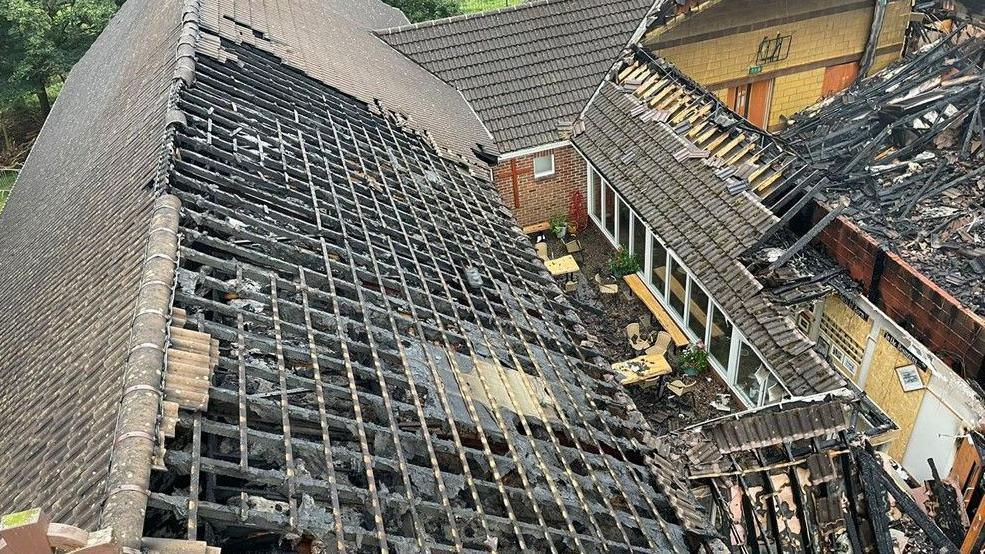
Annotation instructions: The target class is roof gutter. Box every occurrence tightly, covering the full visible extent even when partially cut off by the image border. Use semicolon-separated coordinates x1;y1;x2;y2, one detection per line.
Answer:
101;194;182;551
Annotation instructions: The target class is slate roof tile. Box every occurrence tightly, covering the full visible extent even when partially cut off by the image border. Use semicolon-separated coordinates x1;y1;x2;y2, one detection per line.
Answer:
0;0;182;528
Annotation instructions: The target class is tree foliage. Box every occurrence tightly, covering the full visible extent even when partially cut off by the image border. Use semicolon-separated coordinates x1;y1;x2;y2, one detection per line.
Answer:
383;0;460;23
0;0;118;114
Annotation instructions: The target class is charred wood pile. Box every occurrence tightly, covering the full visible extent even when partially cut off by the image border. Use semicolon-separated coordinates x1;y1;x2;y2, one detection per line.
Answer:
782;24;985;313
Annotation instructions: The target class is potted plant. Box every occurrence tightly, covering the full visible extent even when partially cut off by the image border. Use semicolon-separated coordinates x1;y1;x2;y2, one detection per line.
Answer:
609;248;642;300
678;343;710;377
550;213;570;239
609;247;642;278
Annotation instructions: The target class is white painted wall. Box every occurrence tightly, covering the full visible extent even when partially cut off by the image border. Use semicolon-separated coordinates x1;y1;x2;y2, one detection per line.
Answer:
902;392;961;481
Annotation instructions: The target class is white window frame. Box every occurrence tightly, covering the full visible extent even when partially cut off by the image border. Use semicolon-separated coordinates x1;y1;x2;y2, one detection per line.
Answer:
581;157;790;407
533;152;555;179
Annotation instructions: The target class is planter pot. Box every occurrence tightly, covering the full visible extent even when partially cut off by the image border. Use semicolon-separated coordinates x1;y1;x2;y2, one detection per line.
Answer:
681;366;700;378
554;227;567;240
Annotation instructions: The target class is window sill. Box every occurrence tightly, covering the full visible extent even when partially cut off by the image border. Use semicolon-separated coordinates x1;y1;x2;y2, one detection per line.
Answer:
533;171;555;180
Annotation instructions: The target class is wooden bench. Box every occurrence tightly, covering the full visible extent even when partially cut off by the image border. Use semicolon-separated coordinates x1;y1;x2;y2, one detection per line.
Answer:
522;221;551;235
623;274;689;347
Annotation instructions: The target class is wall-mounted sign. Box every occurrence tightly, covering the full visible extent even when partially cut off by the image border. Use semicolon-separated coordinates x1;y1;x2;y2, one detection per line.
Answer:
896;365;925;393
839;291;870;321
748;65;763;75
884;331;928;370
757;34;792;64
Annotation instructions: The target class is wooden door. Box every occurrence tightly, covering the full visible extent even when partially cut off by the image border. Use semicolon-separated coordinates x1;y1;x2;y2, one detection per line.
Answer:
726;79;773;129
822;61;859;97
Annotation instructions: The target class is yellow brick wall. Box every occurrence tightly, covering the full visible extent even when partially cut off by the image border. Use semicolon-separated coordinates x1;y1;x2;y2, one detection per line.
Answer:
649;0;911;127
865;331;929;460
820;295;928;461
771;67;826;127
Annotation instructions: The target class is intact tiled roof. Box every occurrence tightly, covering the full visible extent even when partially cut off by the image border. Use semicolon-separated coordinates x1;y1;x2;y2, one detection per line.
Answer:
377;0;656;153
572;69;848;396
0;0;182;528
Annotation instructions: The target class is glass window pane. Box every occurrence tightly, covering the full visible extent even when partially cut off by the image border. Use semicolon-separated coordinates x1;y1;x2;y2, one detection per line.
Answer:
590;169;601;220
668;257;687;318
533;153;554;177
618;197;631;248
736;342;767;404
649;237;667;296
709;305;733;369
605;184;616;237
687;281;709;341
632;213;646;265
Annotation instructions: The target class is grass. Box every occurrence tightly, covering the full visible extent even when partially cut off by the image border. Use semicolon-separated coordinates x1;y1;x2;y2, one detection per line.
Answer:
458;0;521;13
0;169;16;214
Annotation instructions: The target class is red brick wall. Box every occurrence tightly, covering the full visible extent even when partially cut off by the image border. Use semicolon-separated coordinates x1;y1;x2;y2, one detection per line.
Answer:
808;204;985;381
492;145;586;227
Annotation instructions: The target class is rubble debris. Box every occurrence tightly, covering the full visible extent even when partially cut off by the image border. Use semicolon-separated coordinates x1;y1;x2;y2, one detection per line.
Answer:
654;390;959;553
782;24;985;313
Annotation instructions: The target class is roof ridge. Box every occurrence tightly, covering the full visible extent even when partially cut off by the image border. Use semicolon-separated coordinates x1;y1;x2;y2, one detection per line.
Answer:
374;0;565;36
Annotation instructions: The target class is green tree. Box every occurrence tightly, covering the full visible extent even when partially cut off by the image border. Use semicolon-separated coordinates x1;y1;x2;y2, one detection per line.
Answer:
383;0;460;23
0;0;118;116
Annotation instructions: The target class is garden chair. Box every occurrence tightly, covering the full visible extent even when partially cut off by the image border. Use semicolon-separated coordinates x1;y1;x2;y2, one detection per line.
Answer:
564;238;583;261
625;323;651;352
645;331;672;356
595;273;618;295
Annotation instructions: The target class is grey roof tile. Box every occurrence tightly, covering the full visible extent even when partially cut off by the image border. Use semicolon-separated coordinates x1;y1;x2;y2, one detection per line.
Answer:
573;82;848;396
0;0;182;527
378;0;654;153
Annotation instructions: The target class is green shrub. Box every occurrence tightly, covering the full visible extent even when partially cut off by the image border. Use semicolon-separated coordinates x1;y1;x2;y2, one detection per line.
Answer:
678;345;710;376
549;213;569;236
609;247;641;278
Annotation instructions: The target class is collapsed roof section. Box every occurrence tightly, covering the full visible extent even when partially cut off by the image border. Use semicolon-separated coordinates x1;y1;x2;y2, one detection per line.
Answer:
781;24;985;316
136;1;707;551
656;390;961;553
571;47;849;398
377;0;656;154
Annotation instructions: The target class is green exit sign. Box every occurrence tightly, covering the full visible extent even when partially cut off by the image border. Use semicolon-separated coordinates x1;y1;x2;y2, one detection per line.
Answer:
748;65;763;75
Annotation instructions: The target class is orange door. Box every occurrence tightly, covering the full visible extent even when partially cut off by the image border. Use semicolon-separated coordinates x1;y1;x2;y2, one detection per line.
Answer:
822;62;860;97
726;79;773;129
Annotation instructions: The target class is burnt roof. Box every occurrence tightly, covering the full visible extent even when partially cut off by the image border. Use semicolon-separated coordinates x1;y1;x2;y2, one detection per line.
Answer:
571;54;849;397
781;26;985;316
0;0;704;549
377;0;656;154
0;0;181;527
149;27;698;554
656;390;955;552
196;0;497;164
